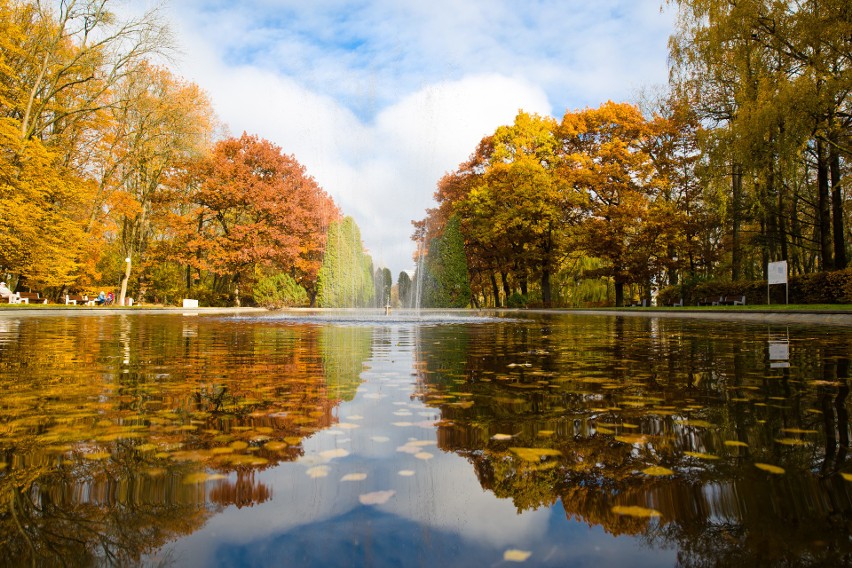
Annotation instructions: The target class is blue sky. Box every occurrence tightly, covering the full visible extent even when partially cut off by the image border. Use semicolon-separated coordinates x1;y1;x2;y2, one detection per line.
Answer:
139;0;675;272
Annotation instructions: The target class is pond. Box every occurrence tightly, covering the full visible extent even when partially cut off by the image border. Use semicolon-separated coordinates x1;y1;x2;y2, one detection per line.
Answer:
1;311;851;567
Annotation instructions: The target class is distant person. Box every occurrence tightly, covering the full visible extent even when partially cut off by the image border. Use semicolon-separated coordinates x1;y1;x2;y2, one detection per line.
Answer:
95;291;106;305
0;282;20;303
106;292;114;305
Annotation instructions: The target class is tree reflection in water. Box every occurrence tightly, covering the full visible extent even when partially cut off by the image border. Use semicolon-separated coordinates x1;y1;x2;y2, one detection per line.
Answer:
0;315;371;566
414;315;852;567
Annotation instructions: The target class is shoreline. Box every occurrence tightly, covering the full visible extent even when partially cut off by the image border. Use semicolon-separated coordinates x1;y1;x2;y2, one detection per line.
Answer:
1;305;852;325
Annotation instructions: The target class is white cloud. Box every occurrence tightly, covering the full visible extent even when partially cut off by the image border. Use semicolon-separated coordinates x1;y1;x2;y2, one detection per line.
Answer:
117;0;674;272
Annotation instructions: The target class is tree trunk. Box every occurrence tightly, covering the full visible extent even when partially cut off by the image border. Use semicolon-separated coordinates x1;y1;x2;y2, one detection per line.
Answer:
830;141;846;269
614;280;624;307
731;162;743;281
501;272;510;304
541;270;551;307
817;138;834;270
490;273;500;308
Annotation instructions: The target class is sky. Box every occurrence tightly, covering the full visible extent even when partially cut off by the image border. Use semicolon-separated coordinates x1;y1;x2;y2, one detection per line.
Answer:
131;0;676;274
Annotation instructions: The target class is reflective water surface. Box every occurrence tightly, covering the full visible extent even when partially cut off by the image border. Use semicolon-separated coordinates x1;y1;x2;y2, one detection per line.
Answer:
1;312;851;567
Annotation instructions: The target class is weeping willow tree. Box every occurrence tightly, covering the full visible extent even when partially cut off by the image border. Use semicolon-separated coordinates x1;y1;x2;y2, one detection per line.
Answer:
315;216;375;308
555;256;612;307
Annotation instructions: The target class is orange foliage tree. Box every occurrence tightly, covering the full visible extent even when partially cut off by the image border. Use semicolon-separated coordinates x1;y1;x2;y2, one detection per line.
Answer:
175;134;339;306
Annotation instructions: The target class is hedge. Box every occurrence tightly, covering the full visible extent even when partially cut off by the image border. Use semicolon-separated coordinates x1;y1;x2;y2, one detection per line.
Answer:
657;268;852;306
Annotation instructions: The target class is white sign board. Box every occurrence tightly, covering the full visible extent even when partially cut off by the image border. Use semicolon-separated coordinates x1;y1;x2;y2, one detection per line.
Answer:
768;261;788;285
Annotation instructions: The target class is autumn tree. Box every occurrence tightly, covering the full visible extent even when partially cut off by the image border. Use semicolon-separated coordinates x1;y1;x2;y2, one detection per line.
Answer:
668;0;851;277
0;0;175;293
180;134;338;306
94;62;214;305
557;102;662;307
316;216;375;308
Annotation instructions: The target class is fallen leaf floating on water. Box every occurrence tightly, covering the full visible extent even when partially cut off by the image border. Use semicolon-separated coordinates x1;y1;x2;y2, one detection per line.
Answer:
642;465;674;476
398;470;415;477
684;451;719;460
320;448;350;460
414;452;434;460
755;463;785;474
840;473;852;482
781;428;818;435
341;473;367;482
510;447;562;461
492;433;513;441
674;419;715;428
504;549;533;562
611;505;662;518
615;435;647;445
359;490;396;505
182;472;227;484
724;440;748;448
83;452;111;461
775;438;810;446
306;466;330;478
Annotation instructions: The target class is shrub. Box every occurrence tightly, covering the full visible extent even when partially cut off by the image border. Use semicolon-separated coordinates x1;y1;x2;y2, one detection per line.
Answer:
253;273;309;309
506;292;528;308
657;267;852;306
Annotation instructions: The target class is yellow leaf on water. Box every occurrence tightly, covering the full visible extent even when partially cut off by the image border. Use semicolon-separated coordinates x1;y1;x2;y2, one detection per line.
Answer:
684;451;719;460
675;419;715;428
284;437;302;445
642;466;674;476
136;443;158;452
775;438;809;446
414;452;434;460
398;470;415;477
504;549;533;562
595;427;615;435
230;441;249;451
781;428;818;435
724;440;748;448
537;430;555;438
264;441;288;451
615;435;647;445
510;447;562;461
840;472;852;482
492;433;513;441
359;490;395;505
755;463;785;474
210;447;234;455
83;452;111;461
611;505;661;518
182;472;227;484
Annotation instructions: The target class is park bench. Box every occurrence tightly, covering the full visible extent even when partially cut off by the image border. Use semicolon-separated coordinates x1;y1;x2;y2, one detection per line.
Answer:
697;296;722;306
718;295;746;306
65;294;91;305
17;292;47;304
667;298;684;307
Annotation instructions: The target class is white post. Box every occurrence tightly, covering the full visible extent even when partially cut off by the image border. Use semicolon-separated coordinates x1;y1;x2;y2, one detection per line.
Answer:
119;256;131;306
